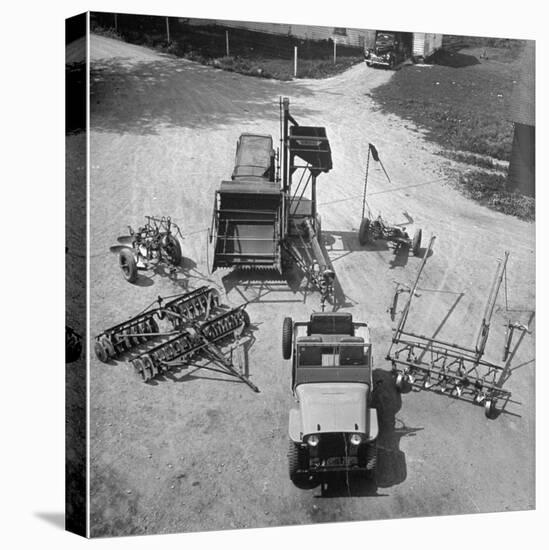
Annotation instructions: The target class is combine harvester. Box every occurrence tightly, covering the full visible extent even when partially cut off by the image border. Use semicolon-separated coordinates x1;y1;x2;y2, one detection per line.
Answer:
209;98;336;311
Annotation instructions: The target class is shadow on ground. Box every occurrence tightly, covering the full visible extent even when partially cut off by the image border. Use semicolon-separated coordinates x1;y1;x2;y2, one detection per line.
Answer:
90;55;317;134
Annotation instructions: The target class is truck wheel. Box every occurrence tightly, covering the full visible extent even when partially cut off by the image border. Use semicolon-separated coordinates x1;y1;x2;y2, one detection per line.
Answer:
163;234;182;266
365;445;377;479
412;228;422;256
288;440;318;489
358;218;371;246
282;317;293;360
119;248;138;283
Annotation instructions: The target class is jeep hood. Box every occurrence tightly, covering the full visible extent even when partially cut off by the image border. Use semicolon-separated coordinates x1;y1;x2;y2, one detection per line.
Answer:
296;383;369;435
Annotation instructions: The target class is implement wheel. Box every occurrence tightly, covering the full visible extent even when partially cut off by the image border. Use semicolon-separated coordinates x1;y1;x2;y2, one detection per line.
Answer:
94;340;108;363
163;234;182;266
119;248;137;283
412;228;422;256
484;398;497;419
282;317;293;360
358;218;371;246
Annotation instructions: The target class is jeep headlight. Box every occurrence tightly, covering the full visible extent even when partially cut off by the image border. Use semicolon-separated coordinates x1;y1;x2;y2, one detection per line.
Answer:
350;433;363;446
306;434;320;447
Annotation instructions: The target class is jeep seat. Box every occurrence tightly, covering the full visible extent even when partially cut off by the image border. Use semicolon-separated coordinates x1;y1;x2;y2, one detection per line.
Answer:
339;337;365;366
297;336;322;366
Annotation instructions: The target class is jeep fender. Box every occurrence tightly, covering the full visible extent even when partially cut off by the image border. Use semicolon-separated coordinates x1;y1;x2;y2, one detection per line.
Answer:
366;408;379;442
289;408;303;443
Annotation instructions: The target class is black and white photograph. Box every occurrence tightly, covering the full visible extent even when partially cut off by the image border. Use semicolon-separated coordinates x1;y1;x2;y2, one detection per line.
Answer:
7;1;545;548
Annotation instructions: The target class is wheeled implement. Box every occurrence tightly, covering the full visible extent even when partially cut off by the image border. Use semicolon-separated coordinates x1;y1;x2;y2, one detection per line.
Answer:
358;143;422;256
282;312;378;488
116;216;183;283
387;238;513;418
93;286;258;392
209;98;337;311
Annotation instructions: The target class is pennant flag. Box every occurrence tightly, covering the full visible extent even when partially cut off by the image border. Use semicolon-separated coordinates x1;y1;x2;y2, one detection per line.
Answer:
369;143;379;162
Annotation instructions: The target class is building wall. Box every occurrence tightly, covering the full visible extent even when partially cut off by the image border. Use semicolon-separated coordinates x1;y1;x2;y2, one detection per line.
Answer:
184;18;375;48
508;123;535;197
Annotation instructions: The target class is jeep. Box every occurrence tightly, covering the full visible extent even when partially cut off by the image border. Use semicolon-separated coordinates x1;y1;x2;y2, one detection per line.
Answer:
282;312;378;488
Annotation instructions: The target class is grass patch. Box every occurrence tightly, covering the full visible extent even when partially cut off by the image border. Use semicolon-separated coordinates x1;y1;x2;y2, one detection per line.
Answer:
369;40;525;161
453;169;534;221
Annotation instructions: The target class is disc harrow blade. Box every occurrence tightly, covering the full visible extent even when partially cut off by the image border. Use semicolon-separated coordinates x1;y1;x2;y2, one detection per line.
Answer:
94;310;161;360
160;286;220;327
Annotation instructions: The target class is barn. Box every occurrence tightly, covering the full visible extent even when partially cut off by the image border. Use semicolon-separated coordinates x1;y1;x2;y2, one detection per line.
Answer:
507;41;535;197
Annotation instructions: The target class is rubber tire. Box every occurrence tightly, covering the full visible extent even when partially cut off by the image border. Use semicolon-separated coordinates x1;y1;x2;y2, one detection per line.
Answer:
119;248;138;283
412;228;422;256
241;309;251;328
94;340;108;363
365;445;377;479
282;317;293;360
395;372;410;392
288;440;318;489
484;398;497;419
163;234;182;266
358;218;371;246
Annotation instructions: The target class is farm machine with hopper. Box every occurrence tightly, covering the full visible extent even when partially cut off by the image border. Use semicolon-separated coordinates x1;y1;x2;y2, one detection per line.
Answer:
208;98;336;311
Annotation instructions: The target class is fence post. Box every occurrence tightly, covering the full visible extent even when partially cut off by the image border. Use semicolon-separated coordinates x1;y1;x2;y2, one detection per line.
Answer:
114;13;118;31
166;16;170;43
294;46;298;77
226;30;230;56
333;40;337;63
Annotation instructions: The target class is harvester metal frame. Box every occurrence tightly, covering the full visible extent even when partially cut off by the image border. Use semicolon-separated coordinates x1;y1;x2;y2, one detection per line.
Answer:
209;98;336;311
93;286;258;392
386;237;513;418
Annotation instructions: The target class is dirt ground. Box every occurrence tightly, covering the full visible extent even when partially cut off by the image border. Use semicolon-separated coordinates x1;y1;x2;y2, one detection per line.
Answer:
85;35;535;537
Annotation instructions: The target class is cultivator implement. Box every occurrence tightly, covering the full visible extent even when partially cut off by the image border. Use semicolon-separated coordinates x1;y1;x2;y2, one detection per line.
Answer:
94;286;258;391
386;239;513;418
209;98;336;311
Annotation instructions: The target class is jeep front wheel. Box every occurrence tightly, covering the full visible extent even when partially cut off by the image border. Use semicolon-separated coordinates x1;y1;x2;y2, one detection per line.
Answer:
288;440;318;489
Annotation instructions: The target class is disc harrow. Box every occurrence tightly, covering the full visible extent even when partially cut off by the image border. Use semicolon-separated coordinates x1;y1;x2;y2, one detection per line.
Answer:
94;310;161;363
94;286;258;391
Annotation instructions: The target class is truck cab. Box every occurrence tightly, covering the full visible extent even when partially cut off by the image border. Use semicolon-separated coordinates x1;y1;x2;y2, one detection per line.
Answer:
365;30;411;69
282;312;378;488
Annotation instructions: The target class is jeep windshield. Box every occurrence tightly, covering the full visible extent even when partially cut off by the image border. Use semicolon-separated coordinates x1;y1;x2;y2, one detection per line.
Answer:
294;340;371;386
376;33;395;44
